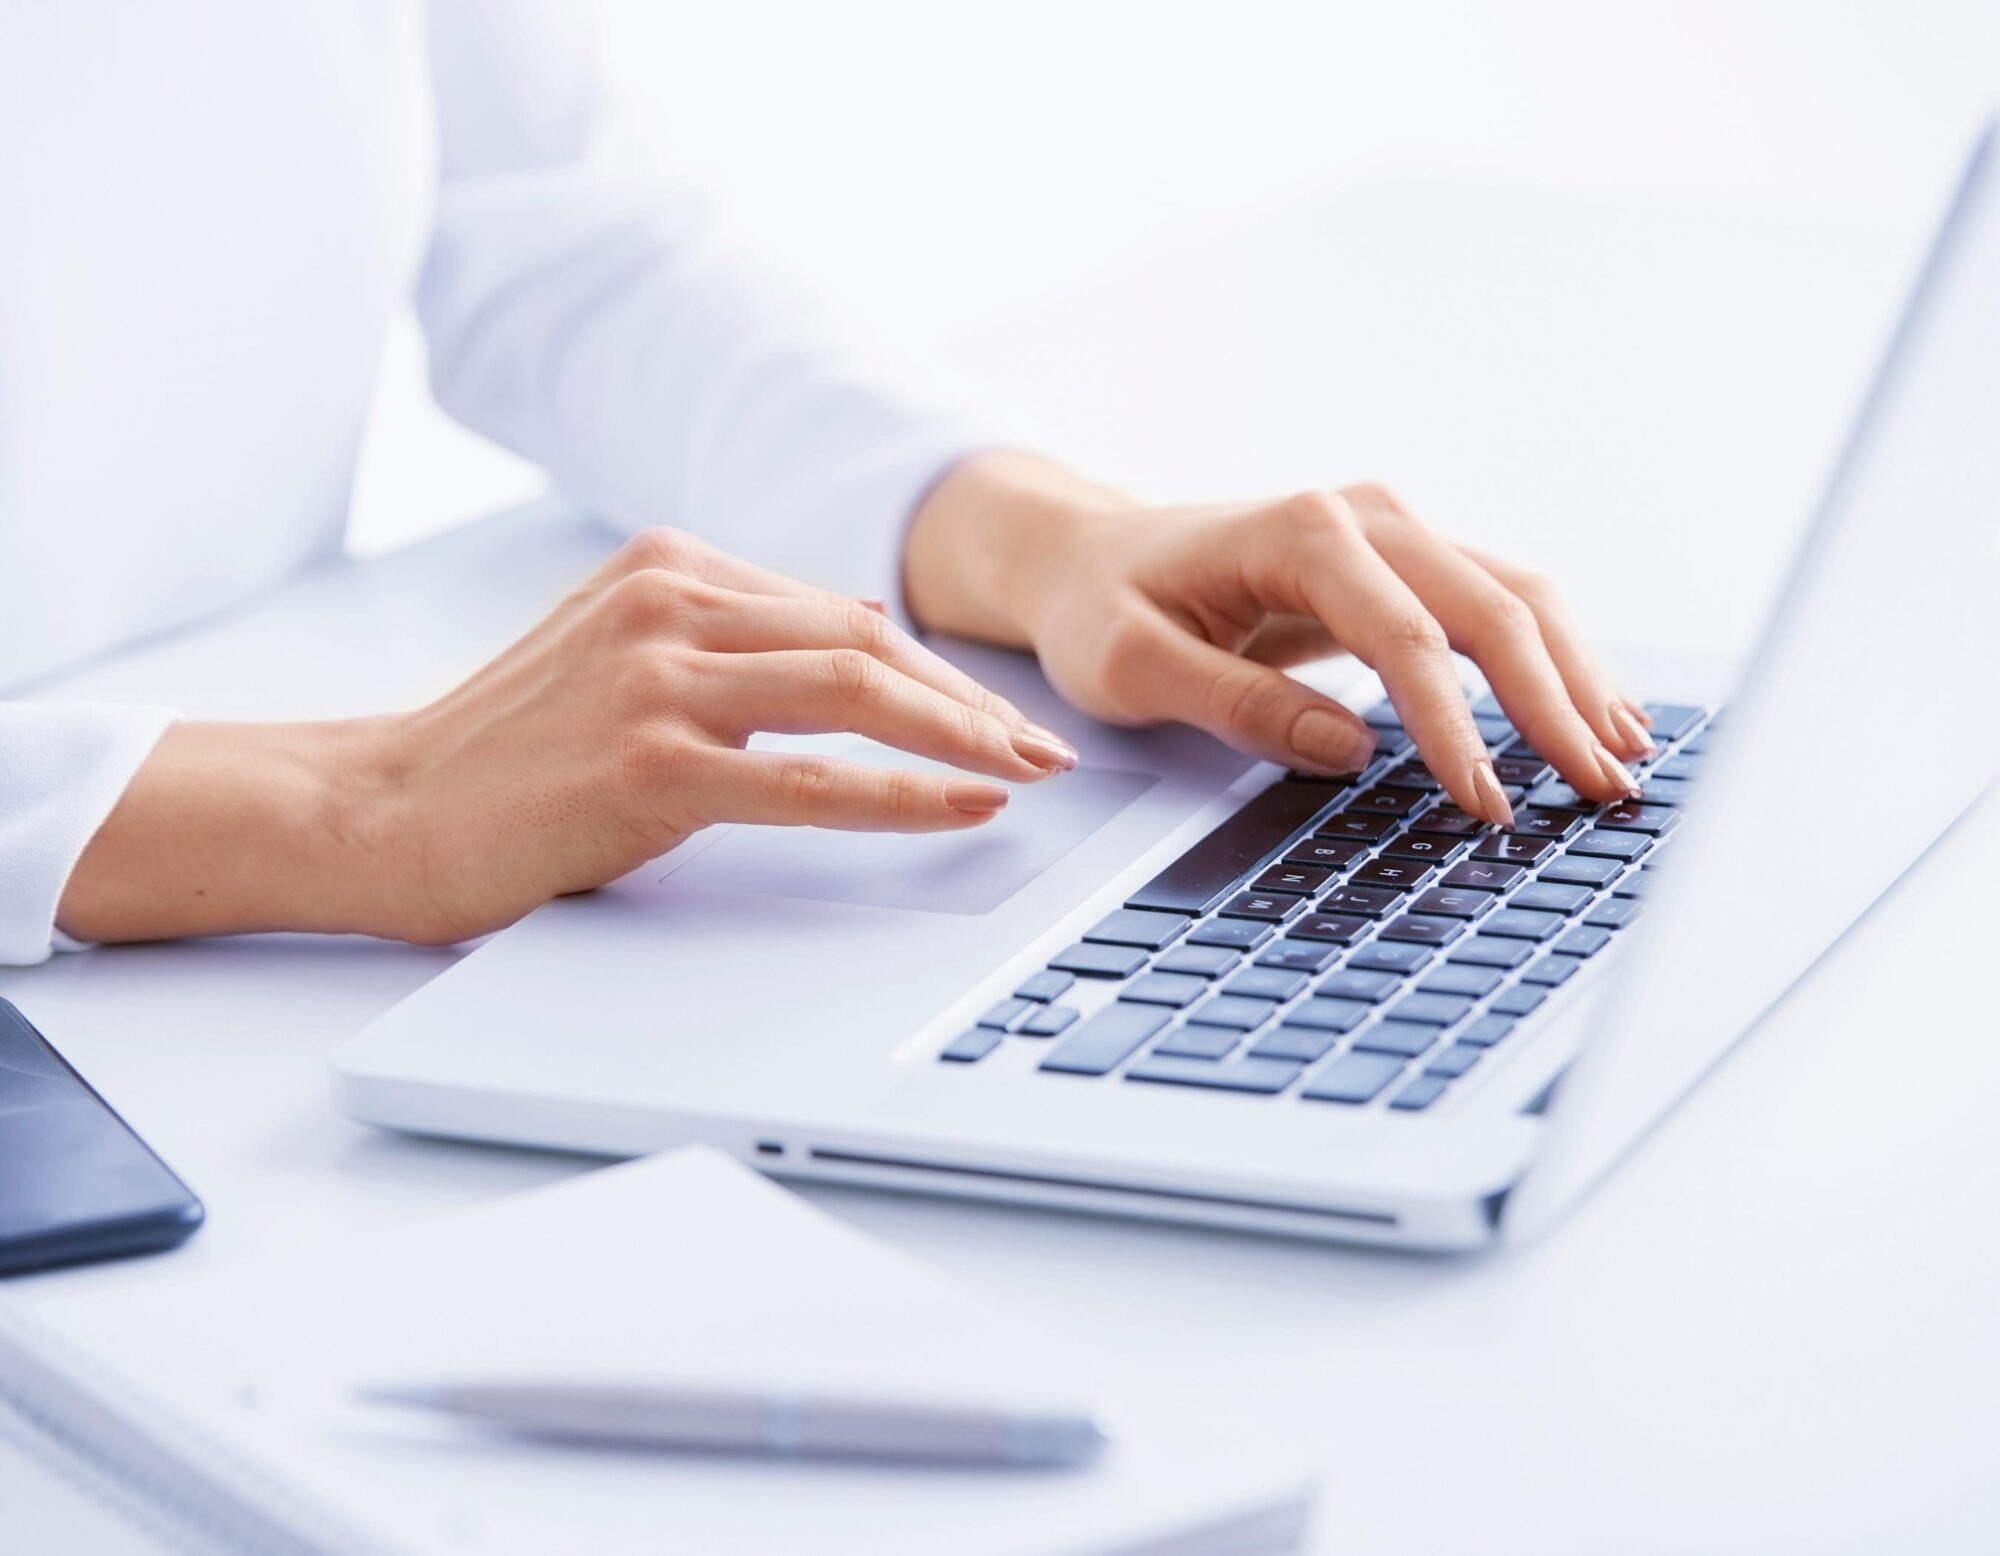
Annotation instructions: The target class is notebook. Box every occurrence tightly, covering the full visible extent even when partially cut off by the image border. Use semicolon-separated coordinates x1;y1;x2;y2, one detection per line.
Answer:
0;1147;1315;1556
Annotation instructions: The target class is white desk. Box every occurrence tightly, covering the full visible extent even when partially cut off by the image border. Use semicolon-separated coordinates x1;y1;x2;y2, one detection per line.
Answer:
8;180;1997;1554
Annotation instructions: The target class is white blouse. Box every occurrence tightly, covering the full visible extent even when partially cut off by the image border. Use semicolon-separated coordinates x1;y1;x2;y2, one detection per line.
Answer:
0;1;969;964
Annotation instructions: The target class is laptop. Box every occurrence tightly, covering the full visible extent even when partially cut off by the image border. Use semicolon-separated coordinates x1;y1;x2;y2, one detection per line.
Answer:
333;125;2000;1250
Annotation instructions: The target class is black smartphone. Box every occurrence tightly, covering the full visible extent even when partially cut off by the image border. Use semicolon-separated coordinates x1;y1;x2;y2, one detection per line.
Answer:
0;996;204;1276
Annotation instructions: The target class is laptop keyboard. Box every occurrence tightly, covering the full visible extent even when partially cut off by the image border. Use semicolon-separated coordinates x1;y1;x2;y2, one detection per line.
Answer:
937;698;1716;1113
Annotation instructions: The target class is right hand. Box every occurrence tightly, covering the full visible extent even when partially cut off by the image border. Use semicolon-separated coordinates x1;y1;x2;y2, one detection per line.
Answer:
59;530;1075;948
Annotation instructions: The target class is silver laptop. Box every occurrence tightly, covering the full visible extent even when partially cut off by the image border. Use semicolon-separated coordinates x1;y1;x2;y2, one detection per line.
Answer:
333;126;2000;1250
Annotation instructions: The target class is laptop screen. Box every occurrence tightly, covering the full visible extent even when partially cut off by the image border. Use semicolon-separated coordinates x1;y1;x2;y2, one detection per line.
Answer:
1508;123;2000;1240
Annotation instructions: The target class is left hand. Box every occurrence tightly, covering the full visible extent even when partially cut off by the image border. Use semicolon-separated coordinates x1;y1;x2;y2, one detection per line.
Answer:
904;455;1655;825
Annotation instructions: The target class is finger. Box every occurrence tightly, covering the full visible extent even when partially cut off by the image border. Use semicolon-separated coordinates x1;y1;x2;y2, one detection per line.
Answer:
674;586;1069;762
1244;496;1501;820
688;649;1063;781
681;747;1010;832
1106;603;1376;775
1352;509;1639;803
589;528;852;606
1458;544;1657;761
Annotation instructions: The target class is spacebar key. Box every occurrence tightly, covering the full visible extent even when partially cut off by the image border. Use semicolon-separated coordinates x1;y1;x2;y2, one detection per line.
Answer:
1040;1004;1172;1076
1125;781;1343;915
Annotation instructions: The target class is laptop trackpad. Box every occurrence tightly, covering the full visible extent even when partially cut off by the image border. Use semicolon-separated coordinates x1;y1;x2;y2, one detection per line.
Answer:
663;754;1156;917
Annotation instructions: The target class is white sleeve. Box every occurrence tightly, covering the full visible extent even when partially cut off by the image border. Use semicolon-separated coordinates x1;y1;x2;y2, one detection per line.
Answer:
0;703;174;966
414;0;978;605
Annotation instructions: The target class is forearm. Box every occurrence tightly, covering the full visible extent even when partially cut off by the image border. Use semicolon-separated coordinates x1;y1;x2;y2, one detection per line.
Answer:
902;452;1133;645
56;720;393;944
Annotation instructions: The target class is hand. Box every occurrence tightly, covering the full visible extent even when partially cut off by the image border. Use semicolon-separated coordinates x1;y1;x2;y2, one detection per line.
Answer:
904;455;1654;825
59;530;1076;946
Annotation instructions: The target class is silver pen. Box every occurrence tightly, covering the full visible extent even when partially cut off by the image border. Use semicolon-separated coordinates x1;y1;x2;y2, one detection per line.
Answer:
359;1379;1109;1468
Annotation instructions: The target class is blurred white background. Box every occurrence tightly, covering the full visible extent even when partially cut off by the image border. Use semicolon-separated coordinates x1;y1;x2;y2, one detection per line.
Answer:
350;0;1999;656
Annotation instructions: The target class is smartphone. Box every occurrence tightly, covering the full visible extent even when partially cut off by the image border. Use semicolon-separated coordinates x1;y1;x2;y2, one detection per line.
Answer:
0;997;204;1276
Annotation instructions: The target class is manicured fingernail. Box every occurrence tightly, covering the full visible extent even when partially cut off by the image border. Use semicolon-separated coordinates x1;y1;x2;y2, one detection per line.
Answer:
1594;743;1642;798
945;780;1009;814
1472;762;1515;828
1012;723;1078;772
1608;702;1657;755
1290;709;1375;774
858;597;889;615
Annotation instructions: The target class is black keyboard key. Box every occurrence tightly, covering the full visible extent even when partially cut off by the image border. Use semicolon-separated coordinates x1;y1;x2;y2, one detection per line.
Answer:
1154;944;1242;978
1250;863;1331;896
1654;753;1701;782
978;997;1035;1029
1597;801;1678;835
1459;1014;1516;1047
1126;1054;1304;1094
1567;828;1650;862
1523;957;1578;987
1537;854;1622;888
1490;984;1548;1017
1441;859;1526;893
1407;887;1495;921
1049;942;1148;978
1083;908;1189;950
1284;915;1367;948
1380;760;1443;792
1411;807;1485;837
1470;692;1507;719
1553;925;1613;957
1316;811;1400;842
1318;883;1405;919
1587;897;1643;929
1352;1021;1439;1058
1352;857;1436;892
1256;939;1343;973
1381;833;1471;865
1318;967;1402;1003
940;1027;1004;1062
1385;991;1475;1026
1510;881;1594;916
1491;757;1552;787
1014;969;1074;1002
1248;1025;1341;1062
1474;833;1556;865
1154;1023;1244;1058
1380;913;1465;947
1119;971;1210;1007
1349;940;1436;974
1449;935;1535;969
1187;918;1274;951
1219;891;1306;922
1525;780;1593;812
1281;995;1373;1033
1424;1043;1484;1079
1186;994;1280;1031
1612;870;1659;898
1371;727;1414;758
1300;1050;1407;1103
1498;735;1546;761
1344;787;1422;817
1643;703;1705;741
1363;700;1404;729
1389;1075;1451;1111
1283;836;1371;871
1637;776;1692;807
1125;780;1343;915
1473;713;1514;745
1508;808;1586;841
1017;1004;1079;1037
1418;963;1504;998
1481;907;1566;941
1040;1003;1172;1075
1224;966;1309;1002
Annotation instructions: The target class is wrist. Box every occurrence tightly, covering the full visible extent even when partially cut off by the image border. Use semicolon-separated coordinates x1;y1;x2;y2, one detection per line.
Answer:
903;451;1134;648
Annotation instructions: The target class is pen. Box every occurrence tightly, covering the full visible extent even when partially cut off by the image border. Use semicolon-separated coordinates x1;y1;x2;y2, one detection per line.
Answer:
358;1379;1109;1468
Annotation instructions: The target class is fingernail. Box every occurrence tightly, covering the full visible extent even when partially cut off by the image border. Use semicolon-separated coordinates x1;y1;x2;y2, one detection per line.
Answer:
1012;723;1079;772
1472;762;1515;829
1290;709;1375;774
1594;743;1643;798
945;780;1009;814
859;597;889;615
1608;702;1657;756
1623;698;1654;729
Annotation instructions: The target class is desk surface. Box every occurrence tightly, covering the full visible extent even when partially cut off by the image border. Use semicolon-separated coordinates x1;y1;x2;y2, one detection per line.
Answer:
7;180;1996;1556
